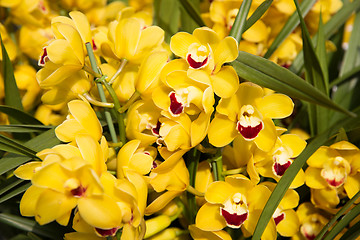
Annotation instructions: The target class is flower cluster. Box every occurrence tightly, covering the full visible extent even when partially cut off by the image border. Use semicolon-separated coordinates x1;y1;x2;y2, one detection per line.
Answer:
0;0;358;240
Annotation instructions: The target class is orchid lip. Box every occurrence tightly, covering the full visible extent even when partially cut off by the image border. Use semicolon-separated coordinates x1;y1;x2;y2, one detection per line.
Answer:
220;208;248;228
95;227;119;237
187;54;208;69
325;178;345;188
169;92;184;116
237;121;263;140
151;121;161;137
38;47;48;66
273;160;292;177
70;185;87;197
273;212;285;225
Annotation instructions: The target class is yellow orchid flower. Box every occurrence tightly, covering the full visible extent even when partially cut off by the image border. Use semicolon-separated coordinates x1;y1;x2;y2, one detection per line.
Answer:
102;17;165;64
0;23;17;61
126;100;162;146
293;202;331;240
14;64;41;111
145;149;189;215
208;82;294;152
261;182;300;237
269;32;303;66
253;130;307;188
195;161;214;206
19;25;53;60
34;103;67;126
59;0;106;12
117;139;157;178
85;1;126;26
7;0;53;28
170;27;239;98
195;174;276;240
55;100;103;143
37;23;85;87
305;141;360;209
189;224;231;240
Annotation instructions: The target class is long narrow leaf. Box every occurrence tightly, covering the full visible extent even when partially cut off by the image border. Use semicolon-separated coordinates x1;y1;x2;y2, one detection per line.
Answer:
229;0;252;42
263;0;317;59
0;125;52;133
0;129;60;175
329;65;360;88
252;108;360;240
290;0;360;74
1;36;23;112
330;11;360;125
0;182;31;204
339;220;360;240
178;0;204;29
0;134;38;158
0;176;24;196
0;213;62;239
231;51;356;117
324;203;360;240
154;0;180;43
0;106;43;125
243;0;273;32
315;190;360;240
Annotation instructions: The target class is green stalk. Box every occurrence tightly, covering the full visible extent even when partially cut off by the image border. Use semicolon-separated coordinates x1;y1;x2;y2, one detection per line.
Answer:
98;77;126;145
185;148;200;224
229;0;252;42
209;153;225;181
85;42;118;144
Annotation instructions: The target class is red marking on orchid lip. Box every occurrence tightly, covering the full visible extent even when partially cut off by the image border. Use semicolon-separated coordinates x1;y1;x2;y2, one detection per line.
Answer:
237;121;263;140
169;92;184;115
151;121;161;136
152;161;158;169
39;47;48;66
95;227;119;237
304;233;316;240
38;0;47;13
274;212;285;225
187;54;208;69
326;178;344;188
282;63;291;69
70;185;87;197
273;160;292;176
220;208;248;228
92;39;97;51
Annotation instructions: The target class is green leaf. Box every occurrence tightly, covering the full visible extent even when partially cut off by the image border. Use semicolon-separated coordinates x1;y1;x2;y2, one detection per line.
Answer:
0;129;60;175
154;0;180;43
0;182;31;204
178;0;204;32
252;107;360;240
315;190;360;240
324;202;360;240
329;65;360;89
0;176;24;196
0;134;38;158
0;213;62;239
230;51;356;117
1;35;23;113
0;106;44;125
294;1;329;135
330;11;360;125
229;0;252;42
263;0;317;59
339;219;360;240
0;125;52;133
243;0;273;32
290;0;360;74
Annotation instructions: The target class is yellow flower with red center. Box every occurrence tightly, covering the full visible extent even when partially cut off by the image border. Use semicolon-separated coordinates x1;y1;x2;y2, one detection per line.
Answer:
305;141;360;209
293;202;331;240
252;129;307;187
170;27;239;98
195;174;276;239
208;82;294;152
261;182;300;237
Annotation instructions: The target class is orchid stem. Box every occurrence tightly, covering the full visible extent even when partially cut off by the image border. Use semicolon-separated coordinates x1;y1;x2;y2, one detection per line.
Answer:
83;64;102;78
222;167;246;176
81;92;114;108
186;185;204;197
109;58;128;85
118;91;141;113
209;153;224;181
97;76;127;145
85;42;118;144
